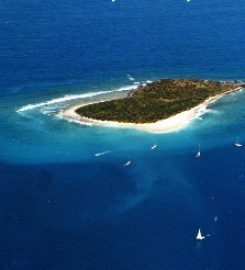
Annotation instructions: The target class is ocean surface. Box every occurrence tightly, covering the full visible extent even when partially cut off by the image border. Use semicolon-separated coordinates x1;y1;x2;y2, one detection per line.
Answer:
0;0;245;269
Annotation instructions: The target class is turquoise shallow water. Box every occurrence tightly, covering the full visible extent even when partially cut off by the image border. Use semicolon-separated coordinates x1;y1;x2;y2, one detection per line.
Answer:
1;81;245;270
2;83;245;164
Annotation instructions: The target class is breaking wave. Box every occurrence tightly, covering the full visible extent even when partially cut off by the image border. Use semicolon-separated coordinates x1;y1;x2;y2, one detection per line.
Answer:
17;85;137;113
195;106;218;120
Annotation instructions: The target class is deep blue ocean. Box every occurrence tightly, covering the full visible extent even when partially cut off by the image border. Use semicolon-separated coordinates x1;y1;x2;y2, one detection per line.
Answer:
0;0;245;269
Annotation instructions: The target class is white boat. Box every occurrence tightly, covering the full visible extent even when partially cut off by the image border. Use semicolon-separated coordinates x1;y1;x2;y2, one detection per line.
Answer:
124;160;131;167
151;144;157;150
196;229;205;240
195;151;201;158
195;145;201;158
127;74;135;81
235;138;242;147
235;142;242;147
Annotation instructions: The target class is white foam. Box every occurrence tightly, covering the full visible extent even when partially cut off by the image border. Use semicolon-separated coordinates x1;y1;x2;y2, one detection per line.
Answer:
194;104;218;120
64;117;93;126
17;85;137;113
41;110;57;115
146;80;153;84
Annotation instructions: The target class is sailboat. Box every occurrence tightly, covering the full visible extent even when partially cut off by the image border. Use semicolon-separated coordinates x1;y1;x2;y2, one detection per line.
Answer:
151;144;157;150
195;144;201;158
235;138;242;147
196;229;205;240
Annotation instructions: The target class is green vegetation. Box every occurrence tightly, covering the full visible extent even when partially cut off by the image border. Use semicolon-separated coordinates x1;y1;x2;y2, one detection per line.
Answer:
76;79;242;123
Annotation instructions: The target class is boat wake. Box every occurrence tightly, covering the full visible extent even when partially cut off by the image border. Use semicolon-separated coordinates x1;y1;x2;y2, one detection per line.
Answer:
16;85;137;113
94;150;112;157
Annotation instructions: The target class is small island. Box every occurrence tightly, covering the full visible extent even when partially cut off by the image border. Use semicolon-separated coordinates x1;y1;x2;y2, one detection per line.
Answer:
60;79;244;133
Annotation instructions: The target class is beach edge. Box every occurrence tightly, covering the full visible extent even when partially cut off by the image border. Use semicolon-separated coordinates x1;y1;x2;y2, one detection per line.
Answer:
58;86;243;134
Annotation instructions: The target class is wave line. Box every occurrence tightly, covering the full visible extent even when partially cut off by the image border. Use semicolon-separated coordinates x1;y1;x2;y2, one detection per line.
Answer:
17;85;137;113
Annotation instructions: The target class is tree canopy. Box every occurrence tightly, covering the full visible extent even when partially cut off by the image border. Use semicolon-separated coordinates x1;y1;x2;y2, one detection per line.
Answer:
76;79;241;123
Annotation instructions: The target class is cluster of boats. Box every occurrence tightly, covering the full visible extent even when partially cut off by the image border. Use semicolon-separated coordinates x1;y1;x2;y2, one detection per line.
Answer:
95;139;242;166
124;144;158;167
95;140;242;241
195;139;243;240
94;144;158;167
195;139;242;158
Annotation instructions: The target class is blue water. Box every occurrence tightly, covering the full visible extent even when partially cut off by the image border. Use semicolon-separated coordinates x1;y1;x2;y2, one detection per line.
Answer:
1;1;245;269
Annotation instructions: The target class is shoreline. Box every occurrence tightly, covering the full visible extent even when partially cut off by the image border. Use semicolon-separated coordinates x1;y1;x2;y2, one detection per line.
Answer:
58;86;243;134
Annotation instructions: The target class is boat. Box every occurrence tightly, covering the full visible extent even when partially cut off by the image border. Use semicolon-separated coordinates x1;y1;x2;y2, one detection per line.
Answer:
127;74;135;81
235;142;242;147
124;160;131;167
196;229;205;240
195;151;201;158
151;144;157;150
235;138;242;147
195;144;201;158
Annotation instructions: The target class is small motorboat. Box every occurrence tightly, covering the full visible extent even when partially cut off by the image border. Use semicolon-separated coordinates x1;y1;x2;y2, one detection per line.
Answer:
127;74;135;81
195;144;201;158
151;144;157;150
195;151;201;158
124;160;131;167
235;138;242;147
235;142;242;147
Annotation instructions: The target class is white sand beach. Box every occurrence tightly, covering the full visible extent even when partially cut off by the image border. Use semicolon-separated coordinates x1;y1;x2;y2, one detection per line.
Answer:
58;87;242;134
